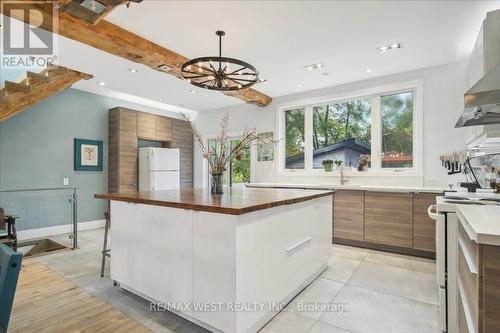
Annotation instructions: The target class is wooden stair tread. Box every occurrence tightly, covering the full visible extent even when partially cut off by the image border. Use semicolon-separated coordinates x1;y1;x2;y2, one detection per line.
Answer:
0;65;93;122
26;71;51;84
5;80;31;93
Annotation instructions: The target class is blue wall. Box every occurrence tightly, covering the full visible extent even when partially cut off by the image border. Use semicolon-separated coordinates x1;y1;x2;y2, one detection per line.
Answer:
0;88;181;230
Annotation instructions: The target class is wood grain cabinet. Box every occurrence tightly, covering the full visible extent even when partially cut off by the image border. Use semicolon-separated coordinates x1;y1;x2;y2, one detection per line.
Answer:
167;119;193;188
109;107;138;193
137;112;156;140
457;222;500;333
156;115;173;141
333;190;364;241
332;190;439;257
138;113;173;142
109;108;193;193
413;193;437;252
364;191;413;248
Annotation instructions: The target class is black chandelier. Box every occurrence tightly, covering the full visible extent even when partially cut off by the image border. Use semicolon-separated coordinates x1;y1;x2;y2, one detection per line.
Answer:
181;31;260;91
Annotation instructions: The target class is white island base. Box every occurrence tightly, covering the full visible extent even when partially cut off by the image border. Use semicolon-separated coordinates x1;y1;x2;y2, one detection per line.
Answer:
110;195;332;333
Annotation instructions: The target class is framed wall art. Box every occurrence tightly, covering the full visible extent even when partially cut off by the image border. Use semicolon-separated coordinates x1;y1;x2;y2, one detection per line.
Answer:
74;138;103;171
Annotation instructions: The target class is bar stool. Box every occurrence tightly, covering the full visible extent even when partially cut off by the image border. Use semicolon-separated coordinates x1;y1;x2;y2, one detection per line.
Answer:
0;208;18;252
100;212;111;278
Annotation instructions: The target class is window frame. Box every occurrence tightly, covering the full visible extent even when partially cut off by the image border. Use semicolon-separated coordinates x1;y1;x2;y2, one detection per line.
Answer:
276;80;423;178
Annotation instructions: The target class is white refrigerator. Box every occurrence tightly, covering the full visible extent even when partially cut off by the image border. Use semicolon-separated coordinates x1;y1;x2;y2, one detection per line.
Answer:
138;148;180;191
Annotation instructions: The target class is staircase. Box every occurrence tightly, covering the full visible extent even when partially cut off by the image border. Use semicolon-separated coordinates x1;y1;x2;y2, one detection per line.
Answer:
0;65;93;122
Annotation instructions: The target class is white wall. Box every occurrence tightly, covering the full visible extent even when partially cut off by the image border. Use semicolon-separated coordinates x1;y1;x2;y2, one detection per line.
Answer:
194;61;468;189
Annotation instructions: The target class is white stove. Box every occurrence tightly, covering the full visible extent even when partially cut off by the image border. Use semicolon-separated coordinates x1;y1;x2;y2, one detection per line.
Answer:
429;191;500;333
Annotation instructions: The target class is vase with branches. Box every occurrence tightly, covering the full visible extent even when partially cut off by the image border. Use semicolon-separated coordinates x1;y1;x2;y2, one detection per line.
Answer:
182;112;276;194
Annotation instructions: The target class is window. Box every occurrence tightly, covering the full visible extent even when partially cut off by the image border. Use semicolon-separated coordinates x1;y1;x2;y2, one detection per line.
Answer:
207;138;251;187
381;91;413;168
279;83;419;174
285;108;305;169
230;139;250;185
312;99;371;169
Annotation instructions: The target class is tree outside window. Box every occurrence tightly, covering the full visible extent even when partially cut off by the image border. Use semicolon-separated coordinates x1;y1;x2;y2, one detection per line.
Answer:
312;99;371;168
381;92;413;168
281;87;416;172
207;138;251;187
285;109;305;169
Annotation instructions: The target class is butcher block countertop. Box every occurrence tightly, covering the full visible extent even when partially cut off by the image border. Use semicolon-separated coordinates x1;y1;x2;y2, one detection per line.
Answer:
95;187;333;215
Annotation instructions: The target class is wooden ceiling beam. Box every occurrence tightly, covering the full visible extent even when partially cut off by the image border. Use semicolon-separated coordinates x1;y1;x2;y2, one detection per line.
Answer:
0;3;272;107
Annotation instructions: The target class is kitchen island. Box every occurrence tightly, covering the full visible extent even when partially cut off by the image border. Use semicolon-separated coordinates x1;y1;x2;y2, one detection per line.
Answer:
95;188;333;333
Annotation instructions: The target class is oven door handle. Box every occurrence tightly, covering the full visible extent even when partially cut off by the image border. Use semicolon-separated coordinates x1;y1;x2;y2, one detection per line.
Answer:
427;204;439;221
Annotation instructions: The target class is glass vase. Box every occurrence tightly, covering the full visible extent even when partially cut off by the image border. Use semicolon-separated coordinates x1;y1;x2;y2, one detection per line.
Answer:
210;174;224;195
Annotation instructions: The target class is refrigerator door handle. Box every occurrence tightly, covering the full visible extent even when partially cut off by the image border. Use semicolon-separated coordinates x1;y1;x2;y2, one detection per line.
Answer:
152;150;156;190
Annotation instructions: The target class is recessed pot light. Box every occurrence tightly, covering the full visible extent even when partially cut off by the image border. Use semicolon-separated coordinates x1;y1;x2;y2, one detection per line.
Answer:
190;89;197;93
128;68;138;73
99;81;106;86
297;84;302;88
366;68;373;73
159;98;165;102
377;42;402;53
258;78;267;82
303;63;326;71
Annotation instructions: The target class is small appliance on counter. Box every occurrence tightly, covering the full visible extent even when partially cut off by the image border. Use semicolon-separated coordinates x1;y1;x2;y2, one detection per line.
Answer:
440;151;500;192
139;148;180;191
467;152;500;192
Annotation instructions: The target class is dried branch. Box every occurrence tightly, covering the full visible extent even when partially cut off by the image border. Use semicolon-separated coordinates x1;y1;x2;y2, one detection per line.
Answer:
181;112;277;176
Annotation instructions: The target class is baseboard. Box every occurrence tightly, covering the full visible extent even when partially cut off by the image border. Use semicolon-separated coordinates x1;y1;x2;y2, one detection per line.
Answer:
18;219;106;241
332;237;436;259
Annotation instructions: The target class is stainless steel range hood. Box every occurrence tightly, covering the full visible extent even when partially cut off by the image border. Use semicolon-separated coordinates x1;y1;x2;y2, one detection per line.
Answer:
456;9;500;128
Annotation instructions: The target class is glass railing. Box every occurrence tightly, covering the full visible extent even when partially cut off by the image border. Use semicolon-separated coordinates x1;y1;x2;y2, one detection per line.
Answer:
0;187;79;252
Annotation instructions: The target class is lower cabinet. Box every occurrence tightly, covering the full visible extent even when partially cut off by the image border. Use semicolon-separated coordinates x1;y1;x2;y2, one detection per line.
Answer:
413;193;437;252
332;190;439;257
333;190;364;241
457;221;500;333
364;191;413;248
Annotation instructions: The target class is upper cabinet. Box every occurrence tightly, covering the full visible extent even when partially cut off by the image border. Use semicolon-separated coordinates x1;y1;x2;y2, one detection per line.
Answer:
138;112;156;140
138;112;173;142
156;116;173;142
109;108;193;193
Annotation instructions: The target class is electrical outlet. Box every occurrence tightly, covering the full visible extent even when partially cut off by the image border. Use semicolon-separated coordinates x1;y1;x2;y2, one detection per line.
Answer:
63;177;69;186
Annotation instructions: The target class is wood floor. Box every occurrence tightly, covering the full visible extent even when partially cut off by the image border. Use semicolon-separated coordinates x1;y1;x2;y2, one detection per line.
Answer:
9;259;152;333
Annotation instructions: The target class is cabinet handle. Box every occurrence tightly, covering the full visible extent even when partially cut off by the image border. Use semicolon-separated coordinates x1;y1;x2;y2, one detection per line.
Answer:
286;237;312;253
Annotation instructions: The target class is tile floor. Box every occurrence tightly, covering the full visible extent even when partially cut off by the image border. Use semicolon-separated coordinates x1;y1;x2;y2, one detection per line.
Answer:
31;229;440;333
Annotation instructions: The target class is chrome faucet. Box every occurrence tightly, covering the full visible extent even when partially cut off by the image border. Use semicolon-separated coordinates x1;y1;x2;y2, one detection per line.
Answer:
339;167;349;185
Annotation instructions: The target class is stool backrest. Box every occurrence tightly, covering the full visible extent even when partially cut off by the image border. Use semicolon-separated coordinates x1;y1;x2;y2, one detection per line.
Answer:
0;208;5;230
0;244;22;332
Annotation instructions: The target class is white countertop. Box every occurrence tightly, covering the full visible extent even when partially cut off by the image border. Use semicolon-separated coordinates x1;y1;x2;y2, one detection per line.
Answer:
246;182;445;193
436;191;500;213
457;205;500;246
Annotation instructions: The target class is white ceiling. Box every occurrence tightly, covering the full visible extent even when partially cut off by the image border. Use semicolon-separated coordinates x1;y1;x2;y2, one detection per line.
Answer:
42;1;500;111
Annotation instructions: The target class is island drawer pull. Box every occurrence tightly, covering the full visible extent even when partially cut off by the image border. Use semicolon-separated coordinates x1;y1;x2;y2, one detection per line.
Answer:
286;237;312;253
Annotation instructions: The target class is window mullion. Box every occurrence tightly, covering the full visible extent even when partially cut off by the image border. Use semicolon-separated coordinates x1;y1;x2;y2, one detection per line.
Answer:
371;96;382;170
304;106;313;171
